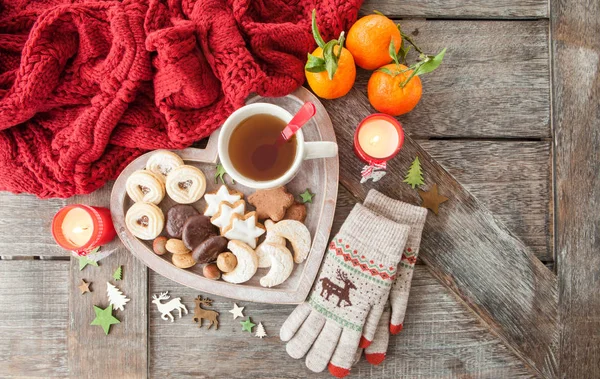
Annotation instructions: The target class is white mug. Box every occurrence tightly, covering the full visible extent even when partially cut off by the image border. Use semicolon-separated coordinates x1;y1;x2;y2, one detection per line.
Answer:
218;103;338;189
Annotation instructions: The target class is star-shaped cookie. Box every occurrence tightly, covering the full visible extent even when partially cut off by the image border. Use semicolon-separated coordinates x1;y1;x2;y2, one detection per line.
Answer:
223;212;265;249
211;200;246;233
204;185;243;217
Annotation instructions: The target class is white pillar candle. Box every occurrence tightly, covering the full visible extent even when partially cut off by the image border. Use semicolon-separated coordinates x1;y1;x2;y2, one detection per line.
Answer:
357;118;400;159
61;207;94;247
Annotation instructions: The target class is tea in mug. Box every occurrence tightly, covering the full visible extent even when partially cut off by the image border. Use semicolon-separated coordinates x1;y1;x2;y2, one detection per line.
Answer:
228;114;297;181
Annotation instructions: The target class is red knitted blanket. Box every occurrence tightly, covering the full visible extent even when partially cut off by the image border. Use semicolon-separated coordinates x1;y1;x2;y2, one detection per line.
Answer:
0;0;361;198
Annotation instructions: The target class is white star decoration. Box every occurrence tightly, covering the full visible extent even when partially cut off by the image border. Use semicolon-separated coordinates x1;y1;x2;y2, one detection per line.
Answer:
229;303;245;319
211;201;245;231
204;185;242;217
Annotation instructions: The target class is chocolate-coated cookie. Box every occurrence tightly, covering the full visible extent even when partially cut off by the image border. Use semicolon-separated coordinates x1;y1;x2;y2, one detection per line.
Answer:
166;204;199;238
191;235;228;264
182;215;217;250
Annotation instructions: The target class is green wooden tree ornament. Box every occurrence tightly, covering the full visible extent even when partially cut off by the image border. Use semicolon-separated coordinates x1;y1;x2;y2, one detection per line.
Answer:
403;156;425;189
113;265;122;281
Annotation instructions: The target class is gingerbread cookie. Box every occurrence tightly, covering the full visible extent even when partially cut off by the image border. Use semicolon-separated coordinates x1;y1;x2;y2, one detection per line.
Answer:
125;202;164;240
211;200;246;234
247;187;294;222
204;185;243;217
166;204;199;238
126;170;165;204
222;212;265;249
182;215;217;250
166;165;206;204
284;202;307;222
146;150;184;181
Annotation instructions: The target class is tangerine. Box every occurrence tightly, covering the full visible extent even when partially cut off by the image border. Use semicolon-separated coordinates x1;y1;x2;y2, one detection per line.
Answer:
367;64;422;116
346;14;402;70
305;45;356;100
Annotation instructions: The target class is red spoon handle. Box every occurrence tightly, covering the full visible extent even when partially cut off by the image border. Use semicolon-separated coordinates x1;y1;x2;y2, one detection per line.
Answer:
280;102;316;142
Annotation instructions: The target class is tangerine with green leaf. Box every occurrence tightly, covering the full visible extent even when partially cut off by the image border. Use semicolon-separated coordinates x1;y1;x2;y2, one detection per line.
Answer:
367;63;422;116
305;10;356;99
346;14;402;70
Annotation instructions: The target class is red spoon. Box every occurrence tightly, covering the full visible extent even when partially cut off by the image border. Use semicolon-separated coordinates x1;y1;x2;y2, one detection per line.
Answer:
252;102;317;171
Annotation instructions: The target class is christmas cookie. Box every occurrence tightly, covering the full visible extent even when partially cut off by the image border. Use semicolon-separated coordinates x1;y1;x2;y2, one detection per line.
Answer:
166;204;199;238
126;170;165;204
221;240;258;284
125;202;164;240
217;252;237;273
258;243;293;288
284;202;307;222
182;215;217;250
222;212;265;249
270;220;311;263
145;150;184;181
165;238;190;255
204;185;243;217
256;219;286;268
191;235;228;264
211;200;246;234
172;252;197;269
166;165;206;204
248;187;294;222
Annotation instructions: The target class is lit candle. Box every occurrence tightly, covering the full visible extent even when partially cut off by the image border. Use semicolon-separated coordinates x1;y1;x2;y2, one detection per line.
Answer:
354;114;404;164
52;205;116;255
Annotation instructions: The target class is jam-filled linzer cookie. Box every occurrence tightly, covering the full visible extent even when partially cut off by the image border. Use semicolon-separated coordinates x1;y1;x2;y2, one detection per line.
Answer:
126;170;165;204
166;165;207;204
204;185;243;217
125;202;165;240
145;150;184;181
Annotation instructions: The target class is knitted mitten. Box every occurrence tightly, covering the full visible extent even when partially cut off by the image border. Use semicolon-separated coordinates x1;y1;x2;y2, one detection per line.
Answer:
359;190;427;365
280;204;410;378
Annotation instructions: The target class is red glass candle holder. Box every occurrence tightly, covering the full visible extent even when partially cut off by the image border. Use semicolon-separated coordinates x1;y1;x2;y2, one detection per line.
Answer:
354;114;405;164
51;205;116;255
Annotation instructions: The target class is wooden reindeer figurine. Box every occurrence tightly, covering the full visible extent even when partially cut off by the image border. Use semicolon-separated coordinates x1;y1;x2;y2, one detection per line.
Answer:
193;296;219;329
319;269;357;307
152;291;188;322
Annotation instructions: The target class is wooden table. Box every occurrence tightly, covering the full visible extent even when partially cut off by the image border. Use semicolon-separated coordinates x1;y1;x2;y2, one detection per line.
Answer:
1;0;597;377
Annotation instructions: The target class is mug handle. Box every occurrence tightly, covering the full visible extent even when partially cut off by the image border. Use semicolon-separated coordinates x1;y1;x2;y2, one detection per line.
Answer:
303;142;338;160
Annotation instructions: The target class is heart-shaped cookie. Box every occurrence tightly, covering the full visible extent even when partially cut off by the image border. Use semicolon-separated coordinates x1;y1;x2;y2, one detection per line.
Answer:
166;165;207;204
125;202;165;240
125;170;165;204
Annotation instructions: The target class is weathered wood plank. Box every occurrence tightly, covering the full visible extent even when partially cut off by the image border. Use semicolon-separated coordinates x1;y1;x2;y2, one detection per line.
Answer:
0;192;66;256
552;0;600;376
324;87;557;377
353;20;551;139
0;260;68;378
149;266;533;378
419;140;552;262
361;0;548;19
67;187;148;378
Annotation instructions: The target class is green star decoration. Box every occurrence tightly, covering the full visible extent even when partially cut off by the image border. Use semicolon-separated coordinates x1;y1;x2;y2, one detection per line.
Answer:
240;317;256;333
215;163;234;184
78;255;99;271
299;189;315;203
90;305;120;335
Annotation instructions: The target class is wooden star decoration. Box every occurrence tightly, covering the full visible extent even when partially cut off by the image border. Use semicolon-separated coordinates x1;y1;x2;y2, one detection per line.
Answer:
240;317;255;333
229;303;245;319
299;189;315;203
78;279;91;294
418;183;449;215
90;305;120;335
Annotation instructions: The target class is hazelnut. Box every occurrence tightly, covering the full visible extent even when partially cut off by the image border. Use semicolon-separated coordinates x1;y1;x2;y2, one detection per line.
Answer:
172;252;197;269
153;236;168;255
166;238;190;255
203;263;221;280
216;252;238;273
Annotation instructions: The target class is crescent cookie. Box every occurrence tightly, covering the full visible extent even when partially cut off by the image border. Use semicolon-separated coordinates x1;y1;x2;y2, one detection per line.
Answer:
269;220;311;263
256;219;286;268
259;243;294;288
125;202;164;240
166;165;206;204
221;240;258;284
146;150;184;181
125;170;165;204
211;200;246;234
204;185;243;217
222;212;265;249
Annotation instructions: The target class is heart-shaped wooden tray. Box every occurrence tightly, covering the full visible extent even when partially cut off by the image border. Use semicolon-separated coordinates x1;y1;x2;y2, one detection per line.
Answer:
110;87;339;304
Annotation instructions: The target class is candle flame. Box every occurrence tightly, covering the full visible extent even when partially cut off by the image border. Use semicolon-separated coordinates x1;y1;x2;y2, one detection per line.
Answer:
72;226;89;234
369;135;380;146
